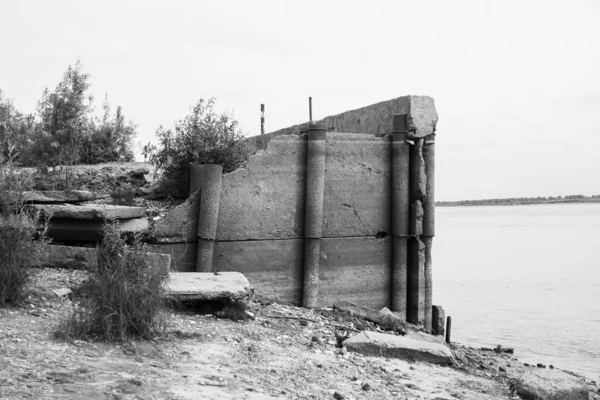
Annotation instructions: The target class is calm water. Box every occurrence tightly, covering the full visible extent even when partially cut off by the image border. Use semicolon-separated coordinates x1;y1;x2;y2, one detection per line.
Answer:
433;203;600;380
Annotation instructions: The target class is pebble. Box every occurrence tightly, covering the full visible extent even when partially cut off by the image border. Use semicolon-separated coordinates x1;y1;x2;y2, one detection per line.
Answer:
361;382;371;391
333;391;346;399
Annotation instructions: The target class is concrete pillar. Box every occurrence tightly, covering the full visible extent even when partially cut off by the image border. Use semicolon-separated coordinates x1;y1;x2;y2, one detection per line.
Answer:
407;237;426;325
303;124;326;308
422;134;436;331
408;137;427;326
192;164;223;273
391;114;410;319
432;305;445;336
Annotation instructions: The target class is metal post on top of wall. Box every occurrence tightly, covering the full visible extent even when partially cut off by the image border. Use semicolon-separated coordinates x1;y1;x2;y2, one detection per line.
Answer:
261;104;265;135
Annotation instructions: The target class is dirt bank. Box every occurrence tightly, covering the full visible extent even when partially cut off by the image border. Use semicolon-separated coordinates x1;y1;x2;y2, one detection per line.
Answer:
3;267;598;400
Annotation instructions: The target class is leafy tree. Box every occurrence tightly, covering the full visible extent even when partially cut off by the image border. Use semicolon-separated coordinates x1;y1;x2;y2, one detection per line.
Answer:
81;95;136;164
34;60;94;171
144;97;249;197
0;90;35;165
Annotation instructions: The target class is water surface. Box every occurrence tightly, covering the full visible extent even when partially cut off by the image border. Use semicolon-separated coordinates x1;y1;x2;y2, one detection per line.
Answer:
433;203;600;380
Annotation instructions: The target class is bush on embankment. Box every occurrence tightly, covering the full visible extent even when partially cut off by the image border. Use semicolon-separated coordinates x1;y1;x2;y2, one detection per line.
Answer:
55;223;169;341
0;160;38;306
143;97;250;198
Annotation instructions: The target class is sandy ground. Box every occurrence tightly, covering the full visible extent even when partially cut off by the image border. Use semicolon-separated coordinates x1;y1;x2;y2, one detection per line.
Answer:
1;267;597;400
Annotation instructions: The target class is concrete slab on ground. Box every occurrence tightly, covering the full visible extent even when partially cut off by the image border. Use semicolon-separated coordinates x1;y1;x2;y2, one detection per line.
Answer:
32;204;146;220
511;368;589;400
343;330;455;365
166;272;252;301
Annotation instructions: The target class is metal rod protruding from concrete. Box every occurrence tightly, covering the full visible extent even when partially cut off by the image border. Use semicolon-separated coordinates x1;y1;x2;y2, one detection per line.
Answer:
261;104;265;135
193;164;223;273
303;124;326;308
445;316;452;344
391;114;410;319
309;97;313;123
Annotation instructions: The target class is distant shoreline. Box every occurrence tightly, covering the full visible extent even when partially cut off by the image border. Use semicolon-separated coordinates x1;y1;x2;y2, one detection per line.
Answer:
436;195;600;207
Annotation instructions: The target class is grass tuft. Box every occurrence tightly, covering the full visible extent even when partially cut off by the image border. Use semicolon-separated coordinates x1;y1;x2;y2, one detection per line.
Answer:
0;161;37;306
55;222;169;341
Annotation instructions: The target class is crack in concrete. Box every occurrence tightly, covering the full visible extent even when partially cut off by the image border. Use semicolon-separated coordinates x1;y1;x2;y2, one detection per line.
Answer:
342;203;365;229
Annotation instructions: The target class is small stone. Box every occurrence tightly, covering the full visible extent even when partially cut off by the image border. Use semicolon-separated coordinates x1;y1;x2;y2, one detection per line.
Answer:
29;309;43;316
361;382;371;391
53;288;73;298
333;391;346;399
299;319;308;327
537;363;546;368
495;345;502;353
499;367;506;372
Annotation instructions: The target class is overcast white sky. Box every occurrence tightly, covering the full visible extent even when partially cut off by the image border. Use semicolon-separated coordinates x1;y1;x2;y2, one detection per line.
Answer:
1;0;598;201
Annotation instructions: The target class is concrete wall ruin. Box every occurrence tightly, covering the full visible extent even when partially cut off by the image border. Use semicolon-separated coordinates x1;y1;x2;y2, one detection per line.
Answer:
149;95;438;328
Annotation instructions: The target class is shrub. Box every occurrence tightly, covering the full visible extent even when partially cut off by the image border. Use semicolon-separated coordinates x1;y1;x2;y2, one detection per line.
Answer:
0;160;37;306
55;223;169;341
144;97;249;198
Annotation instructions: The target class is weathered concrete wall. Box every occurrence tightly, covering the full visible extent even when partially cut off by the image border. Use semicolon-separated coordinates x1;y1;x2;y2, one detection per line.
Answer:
150;95;438;312
242;95;437;154
148;237;390;309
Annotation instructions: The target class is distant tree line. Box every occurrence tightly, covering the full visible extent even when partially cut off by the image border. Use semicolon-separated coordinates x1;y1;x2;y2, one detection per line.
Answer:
0;60;136;168
436;194;600;207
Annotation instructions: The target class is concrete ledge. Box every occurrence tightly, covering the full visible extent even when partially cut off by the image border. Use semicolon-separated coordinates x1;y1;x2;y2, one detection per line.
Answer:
166;272;252;301
39;217;149;242
23;190;100;203
32;204;146;220
343;330;455;365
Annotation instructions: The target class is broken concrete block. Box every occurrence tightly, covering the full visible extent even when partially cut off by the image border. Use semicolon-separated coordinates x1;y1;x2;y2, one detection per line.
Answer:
165;272;252;301
343;330;455;365
407;96;438;138
152;190;201;242
32;204;146;220
511;369;589;400
23;190;99;204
